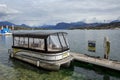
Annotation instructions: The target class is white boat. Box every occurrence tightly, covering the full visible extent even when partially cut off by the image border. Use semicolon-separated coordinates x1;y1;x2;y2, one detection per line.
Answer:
8;32;73;70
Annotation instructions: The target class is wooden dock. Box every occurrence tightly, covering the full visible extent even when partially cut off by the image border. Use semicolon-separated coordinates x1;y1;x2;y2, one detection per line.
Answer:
70;52;120;71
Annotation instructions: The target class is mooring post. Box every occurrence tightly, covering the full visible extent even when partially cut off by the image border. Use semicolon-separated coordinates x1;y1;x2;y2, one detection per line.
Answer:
104;36;110;59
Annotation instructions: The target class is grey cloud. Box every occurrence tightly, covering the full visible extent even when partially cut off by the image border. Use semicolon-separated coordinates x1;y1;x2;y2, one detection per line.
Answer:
0;12;7;18
0;0;120;25
0;4;20;19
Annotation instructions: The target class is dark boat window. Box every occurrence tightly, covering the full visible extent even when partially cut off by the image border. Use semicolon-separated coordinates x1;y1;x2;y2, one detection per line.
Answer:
14;37;28;47
23;37;28;48
29;38;44;50
14;37;19;46
14;36;45;50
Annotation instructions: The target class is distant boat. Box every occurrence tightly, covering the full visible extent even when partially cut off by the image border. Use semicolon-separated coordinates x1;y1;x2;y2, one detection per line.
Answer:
0;26;12;36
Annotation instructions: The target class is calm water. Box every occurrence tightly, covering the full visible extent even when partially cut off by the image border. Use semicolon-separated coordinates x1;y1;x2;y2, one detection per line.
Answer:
0;30;120;80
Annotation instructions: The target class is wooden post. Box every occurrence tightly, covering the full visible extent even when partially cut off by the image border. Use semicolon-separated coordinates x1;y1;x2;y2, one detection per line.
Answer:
104;36;110;59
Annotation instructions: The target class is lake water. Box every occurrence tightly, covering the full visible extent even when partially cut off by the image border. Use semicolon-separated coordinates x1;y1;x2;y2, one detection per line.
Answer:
0;30;120;80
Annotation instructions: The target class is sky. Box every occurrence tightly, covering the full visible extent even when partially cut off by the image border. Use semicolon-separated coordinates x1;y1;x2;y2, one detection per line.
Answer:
0;0;120;26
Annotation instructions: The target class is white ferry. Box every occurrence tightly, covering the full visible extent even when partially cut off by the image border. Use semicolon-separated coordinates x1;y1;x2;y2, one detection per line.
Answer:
8;32;73;70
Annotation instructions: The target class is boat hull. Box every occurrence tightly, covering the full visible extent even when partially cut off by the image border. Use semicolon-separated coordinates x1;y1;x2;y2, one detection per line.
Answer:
8;49;73;70
0;33;12;36
12;48;70;61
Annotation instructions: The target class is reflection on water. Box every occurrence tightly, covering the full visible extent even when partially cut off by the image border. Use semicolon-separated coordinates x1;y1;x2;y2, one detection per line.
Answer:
73;66;106;80
103;75;110;80
0;30;120;80
1;36;6;43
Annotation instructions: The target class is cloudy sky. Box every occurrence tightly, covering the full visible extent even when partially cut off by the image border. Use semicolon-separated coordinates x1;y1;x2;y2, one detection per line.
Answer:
0;0;120;26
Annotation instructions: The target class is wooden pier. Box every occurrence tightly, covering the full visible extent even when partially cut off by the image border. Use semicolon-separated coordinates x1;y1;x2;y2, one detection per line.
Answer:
70;52;120;71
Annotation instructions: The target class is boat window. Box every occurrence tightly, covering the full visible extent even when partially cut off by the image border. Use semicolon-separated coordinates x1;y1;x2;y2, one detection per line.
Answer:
59;33;68;48
29;38;44;50
23;37;28;48
14;36;45;50
14;37;20;46
47;34;62;51
19;37;24;47
13;32;69;52
65;36;69;48
14;37;28;47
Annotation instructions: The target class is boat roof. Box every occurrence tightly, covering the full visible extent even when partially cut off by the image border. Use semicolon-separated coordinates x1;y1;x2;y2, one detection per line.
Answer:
13;32;67;38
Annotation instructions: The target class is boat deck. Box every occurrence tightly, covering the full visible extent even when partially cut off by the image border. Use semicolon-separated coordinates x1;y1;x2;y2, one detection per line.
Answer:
71;52;120;71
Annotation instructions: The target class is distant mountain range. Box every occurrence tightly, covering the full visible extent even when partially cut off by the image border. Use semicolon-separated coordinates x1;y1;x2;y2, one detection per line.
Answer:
0;19;120;29
39;21;88;29
0;21;31;30
0;21;29;27
38;20;120;29
0;21;15;26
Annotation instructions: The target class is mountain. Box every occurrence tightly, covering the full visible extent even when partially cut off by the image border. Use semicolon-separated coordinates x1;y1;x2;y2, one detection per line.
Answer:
0;20;120;30
38;22;72;29
0;21;30;27
0;21;32;30
69;21;87;28
39;21;102;29
0;21;15;26
93;22;120;29
55;22;71;29
39;19;120;29
18;24;31;28
39;25;55;29
110;20;120;23
40;20;120;29
39;21;88;29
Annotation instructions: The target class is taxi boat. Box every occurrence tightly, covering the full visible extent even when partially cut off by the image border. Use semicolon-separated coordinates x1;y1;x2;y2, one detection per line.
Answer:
8;32;73;70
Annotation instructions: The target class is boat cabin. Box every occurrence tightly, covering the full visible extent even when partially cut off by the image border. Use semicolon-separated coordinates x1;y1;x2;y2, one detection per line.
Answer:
12;32;69;53
9;32;72;70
